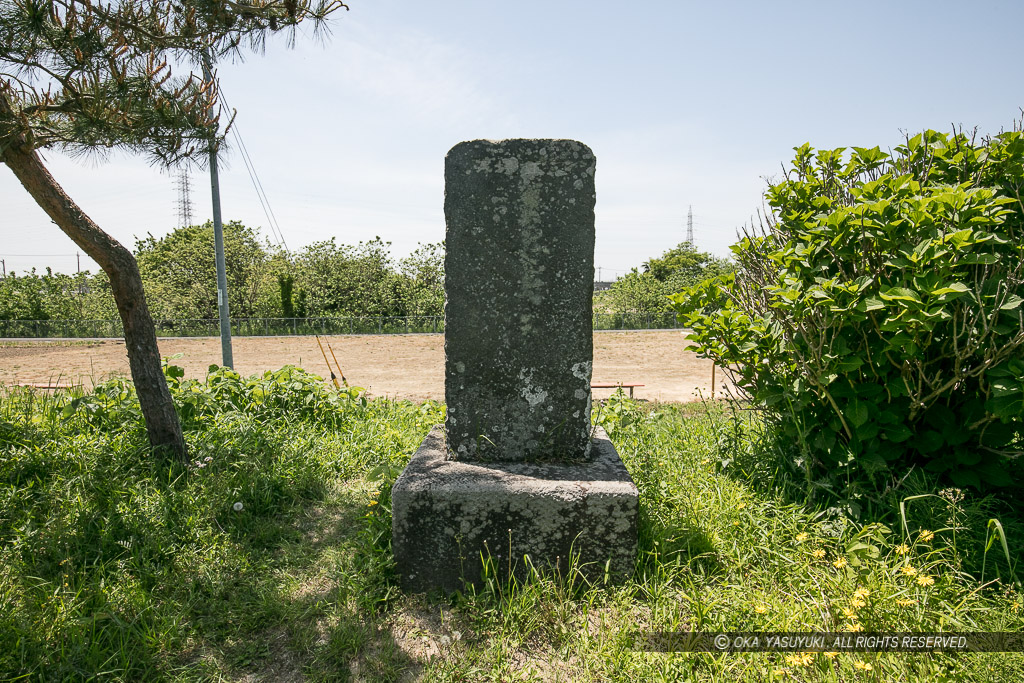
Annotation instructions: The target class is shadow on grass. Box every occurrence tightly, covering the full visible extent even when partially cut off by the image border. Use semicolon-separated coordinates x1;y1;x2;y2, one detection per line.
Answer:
1;467;420;680
636;505;725;581
179;490;421;681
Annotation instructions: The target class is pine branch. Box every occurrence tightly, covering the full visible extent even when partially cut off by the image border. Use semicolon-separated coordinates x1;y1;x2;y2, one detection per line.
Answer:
0;0;347;164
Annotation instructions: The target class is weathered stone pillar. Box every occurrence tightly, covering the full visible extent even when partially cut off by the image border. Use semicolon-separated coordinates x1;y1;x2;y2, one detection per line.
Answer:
392;139;638;593
444;139;595;462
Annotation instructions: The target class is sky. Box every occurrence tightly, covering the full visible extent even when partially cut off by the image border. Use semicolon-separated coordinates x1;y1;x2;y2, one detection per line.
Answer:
3;0;1023;279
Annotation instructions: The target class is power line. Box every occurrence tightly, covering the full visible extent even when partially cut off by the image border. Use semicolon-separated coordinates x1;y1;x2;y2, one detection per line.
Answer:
232;126;288;251
217;87;289;253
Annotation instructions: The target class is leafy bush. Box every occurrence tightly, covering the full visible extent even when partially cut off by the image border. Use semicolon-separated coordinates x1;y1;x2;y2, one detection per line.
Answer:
163;363;367;429
673;129;1024;494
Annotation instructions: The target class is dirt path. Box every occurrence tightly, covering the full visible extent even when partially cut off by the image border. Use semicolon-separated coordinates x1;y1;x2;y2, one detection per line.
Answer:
0;330;727;403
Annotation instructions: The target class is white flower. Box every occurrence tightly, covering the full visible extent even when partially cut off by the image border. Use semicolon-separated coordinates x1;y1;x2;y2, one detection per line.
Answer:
204;456;213;462
233;502;244;512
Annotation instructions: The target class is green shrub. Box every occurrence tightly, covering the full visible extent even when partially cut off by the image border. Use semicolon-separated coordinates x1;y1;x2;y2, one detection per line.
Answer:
673;128;1024;494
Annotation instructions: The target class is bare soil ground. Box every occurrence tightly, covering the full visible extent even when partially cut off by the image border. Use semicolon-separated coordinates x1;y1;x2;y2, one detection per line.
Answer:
0;330;727;403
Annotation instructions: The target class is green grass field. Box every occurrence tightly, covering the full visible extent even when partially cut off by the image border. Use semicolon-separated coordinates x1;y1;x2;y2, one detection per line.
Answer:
1;368;1021;681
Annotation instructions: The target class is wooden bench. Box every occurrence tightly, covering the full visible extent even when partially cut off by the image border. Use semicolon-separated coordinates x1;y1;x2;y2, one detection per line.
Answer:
14;382;80;391
591;382;645;398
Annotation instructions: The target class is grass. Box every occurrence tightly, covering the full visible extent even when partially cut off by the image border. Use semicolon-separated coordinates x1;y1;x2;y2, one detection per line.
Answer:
0;373;1021;681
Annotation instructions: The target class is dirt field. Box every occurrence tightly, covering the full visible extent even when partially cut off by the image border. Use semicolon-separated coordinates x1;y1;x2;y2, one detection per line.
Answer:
0;330;727;403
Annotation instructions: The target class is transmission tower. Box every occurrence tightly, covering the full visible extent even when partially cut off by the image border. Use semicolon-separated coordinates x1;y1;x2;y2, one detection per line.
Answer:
175;167;194;229
686;205;694;245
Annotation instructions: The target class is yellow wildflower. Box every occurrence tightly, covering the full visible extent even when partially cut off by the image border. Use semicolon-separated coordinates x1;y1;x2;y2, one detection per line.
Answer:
795;532;809;542
842;607;858;620
916;574;935;587
1011;599;1022;613
785;653;814;667
894;543;910;555
919;530;935;542
896;598;916;607
849;596;866;608
833;556;848;569
853;587;871;599
823;651;839;659
368;500;379;507
900;565;918;577
843;622;865;632
738;502;747;510
773;668;791;677
853;661;873;671
755;605;768;614
812;549;826;559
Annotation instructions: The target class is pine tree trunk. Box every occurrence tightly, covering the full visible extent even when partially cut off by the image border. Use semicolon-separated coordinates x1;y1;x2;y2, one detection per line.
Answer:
1;96;187;462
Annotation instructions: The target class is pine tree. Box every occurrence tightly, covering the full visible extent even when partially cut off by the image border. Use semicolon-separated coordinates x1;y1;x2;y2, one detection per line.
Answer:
0;1;347;461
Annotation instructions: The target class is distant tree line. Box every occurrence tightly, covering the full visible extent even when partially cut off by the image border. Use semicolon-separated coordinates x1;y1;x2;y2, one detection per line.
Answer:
2;226;729;325
595;241;735;316
1;222;444;322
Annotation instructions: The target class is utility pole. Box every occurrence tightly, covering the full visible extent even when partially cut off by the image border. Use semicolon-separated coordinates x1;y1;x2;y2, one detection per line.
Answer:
202;48;234;369
1;259;5;278
686;205;694;245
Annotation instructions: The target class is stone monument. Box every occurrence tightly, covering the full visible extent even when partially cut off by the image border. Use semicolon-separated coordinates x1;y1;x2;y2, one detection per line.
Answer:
391;139;638;593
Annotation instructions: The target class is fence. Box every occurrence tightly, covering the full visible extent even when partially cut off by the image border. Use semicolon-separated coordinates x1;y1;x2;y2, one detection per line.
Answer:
0;313;683;339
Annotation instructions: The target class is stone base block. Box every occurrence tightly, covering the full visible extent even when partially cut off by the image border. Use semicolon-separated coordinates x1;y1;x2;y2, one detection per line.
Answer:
392;425;638;593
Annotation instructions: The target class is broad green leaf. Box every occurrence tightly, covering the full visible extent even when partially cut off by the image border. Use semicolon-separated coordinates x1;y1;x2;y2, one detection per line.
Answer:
859;297;885;312
879;287;921;303
931;282;969;296
960;253;998;265
991;381;1021;398
856;420;879;440
886;424;914;443
917;430;945;454
945;229;974;247
1000;295;1023;310
848;400;870;427
950;469;981;490
835;356;864;372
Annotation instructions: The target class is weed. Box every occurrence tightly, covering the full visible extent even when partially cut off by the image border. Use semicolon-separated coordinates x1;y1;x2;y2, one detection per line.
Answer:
1;381;1021;680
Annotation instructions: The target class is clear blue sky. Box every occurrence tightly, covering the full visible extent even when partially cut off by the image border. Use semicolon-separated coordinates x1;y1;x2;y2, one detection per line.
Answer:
3;0;1022;278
